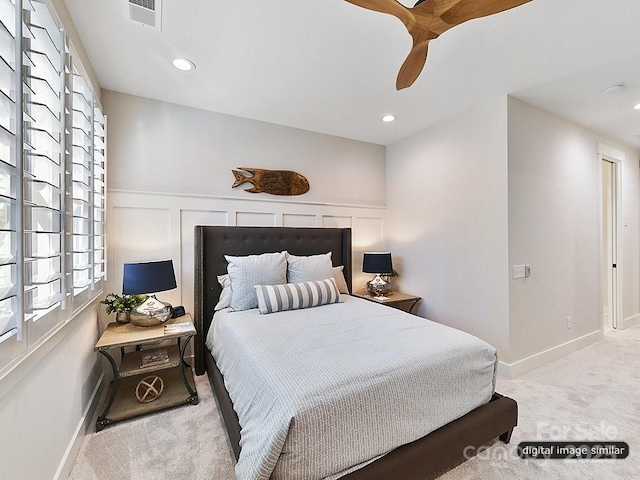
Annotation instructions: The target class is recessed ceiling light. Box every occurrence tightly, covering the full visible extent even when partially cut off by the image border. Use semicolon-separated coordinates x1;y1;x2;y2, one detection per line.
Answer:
634;103;640;110
602;83;624;94
172;58;196;71
382;115;397;123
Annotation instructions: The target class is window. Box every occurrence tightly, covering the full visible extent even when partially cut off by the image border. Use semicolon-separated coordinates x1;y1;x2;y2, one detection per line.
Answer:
93;104;105;288
69;67;106;311
0;0;106;374
0;0;22;367
71;73;92;297
23;0;65;331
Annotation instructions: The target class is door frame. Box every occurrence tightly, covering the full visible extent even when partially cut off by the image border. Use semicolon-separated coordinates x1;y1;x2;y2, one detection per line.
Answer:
598;143;624;330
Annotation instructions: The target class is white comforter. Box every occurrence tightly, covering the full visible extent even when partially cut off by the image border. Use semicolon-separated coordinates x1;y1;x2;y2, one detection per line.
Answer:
206;295;497;480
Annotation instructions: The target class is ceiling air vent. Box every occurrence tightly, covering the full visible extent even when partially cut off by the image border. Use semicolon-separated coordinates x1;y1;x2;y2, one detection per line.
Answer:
128;0;162;31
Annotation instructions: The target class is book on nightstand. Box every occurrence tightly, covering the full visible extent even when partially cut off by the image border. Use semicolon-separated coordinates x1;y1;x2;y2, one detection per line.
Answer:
140;349;169;368
163;321;192;335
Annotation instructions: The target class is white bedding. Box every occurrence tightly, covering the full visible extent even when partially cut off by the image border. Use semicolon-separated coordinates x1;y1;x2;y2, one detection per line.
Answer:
206;295;497;480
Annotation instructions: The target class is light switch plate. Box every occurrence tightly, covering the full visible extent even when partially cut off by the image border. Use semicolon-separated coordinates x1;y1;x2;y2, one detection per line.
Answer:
513;265;527;279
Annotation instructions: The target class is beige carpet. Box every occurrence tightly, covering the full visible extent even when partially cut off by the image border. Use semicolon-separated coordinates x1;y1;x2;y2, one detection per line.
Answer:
70;326;640;479
69;373;236;480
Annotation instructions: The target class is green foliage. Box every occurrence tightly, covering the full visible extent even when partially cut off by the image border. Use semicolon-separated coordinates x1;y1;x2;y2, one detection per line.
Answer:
382;269;400;280
100;293;147;314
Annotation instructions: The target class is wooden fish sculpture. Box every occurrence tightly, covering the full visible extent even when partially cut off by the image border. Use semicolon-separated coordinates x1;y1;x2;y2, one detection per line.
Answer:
231;167;310;196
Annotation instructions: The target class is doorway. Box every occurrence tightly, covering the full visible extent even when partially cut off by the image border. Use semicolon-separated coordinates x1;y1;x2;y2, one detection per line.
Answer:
601;159;616;329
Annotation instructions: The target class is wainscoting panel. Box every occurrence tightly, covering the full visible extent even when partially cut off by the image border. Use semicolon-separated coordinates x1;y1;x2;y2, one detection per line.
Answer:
236;211;277;227
181;210;229;230
180;210;228;313
107;190;387;323
283;213;317;227
322;215;352;228
354;217;384;249
110;206;173;303
352;216;386;291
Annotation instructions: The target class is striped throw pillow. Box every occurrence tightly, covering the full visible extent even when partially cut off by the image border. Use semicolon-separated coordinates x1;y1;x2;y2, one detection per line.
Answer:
254;278;341;314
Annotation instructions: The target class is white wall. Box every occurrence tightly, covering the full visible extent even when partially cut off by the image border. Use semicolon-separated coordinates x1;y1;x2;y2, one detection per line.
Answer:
386;94;640;376
386;97;511;361
620;143;640;329
102;90;386;207
0;303;102;480
102;91;388;327
507;97;640;370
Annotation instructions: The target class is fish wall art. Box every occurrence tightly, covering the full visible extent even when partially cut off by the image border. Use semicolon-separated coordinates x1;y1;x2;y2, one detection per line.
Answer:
231;167;310;196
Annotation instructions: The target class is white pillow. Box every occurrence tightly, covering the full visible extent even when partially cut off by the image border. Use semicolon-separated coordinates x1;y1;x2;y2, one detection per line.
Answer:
254;278;341;314
225;251;288;311
214;274;231;311
332;266;349;294
287;252;333;284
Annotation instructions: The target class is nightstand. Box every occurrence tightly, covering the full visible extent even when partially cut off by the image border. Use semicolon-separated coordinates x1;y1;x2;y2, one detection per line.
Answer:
94;314;199;431
353;291;422;314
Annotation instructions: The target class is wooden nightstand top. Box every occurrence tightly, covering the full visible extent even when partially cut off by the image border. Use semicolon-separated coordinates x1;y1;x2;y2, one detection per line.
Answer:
95;313;195;351
353;291;422;305
352;291;422;314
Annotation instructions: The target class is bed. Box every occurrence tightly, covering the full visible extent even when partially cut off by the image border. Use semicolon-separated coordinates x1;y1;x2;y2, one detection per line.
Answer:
194;226;517;480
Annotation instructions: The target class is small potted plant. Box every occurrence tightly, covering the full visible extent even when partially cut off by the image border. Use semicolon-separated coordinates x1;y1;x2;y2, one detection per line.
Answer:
101;293;148;324
382;269;400;291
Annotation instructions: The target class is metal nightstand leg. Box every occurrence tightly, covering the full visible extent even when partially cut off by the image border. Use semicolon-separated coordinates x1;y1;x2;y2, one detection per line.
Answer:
96;350;119;431
408;299;420;314
178;336;199;405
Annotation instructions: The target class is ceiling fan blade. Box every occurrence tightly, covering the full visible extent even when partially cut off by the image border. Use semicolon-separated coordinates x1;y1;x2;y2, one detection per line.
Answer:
396;39;430;90
431;0;465;18
440;0;531;26
344;0;415;28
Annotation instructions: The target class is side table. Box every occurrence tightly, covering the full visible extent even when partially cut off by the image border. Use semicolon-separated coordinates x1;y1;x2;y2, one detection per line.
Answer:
94;314;199;431
352;291;422;314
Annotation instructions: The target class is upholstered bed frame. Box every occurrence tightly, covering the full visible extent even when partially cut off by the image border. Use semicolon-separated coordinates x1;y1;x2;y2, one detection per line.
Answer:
194;225;517;479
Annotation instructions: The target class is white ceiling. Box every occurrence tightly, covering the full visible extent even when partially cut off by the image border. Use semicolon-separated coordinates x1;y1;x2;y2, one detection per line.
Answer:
63;0;640;147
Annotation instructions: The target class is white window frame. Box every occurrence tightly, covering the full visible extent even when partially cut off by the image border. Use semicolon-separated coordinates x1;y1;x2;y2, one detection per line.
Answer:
0;0;106;377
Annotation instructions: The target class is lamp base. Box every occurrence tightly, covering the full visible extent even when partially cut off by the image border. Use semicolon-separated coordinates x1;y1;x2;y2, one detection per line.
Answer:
366;274;392;297
129;295;173;327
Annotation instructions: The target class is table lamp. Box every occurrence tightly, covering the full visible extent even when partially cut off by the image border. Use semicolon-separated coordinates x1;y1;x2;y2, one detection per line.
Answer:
363;252;393;298
123;260;177;327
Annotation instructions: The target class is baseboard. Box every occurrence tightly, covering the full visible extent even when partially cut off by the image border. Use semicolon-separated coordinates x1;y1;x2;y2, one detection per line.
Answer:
622;313;640;329
53;372;105;480
498;330;603;379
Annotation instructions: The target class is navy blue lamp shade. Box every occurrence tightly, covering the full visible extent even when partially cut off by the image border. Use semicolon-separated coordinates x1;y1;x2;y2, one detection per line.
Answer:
362;252;393;274
122;260;177;295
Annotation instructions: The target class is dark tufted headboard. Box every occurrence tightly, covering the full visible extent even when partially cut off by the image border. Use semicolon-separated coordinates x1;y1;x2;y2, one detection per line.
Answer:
193;226;352;375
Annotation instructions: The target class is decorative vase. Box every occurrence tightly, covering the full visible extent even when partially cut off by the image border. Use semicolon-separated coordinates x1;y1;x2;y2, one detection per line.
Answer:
366;274;392;297
115;312;130;324
129;295;173;327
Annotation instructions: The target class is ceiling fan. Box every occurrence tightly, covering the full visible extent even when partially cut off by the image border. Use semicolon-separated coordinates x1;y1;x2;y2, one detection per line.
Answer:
344;0;532;90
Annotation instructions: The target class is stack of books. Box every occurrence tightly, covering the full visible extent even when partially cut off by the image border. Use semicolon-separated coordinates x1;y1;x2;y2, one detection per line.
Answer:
163;321;192;335
140;350;169;368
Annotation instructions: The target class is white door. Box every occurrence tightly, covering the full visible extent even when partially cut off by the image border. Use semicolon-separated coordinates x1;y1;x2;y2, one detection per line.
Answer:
602;159;617;329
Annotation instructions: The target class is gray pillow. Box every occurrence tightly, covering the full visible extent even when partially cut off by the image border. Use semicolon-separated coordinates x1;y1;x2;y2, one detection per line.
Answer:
287;252;333;284
254;278;341;314
332;266;349;294
225;251;287;311
214;274;231;311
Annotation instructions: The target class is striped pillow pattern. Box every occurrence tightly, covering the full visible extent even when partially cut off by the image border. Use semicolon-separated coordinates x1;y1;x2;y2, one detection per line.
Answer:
254;278;341;314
